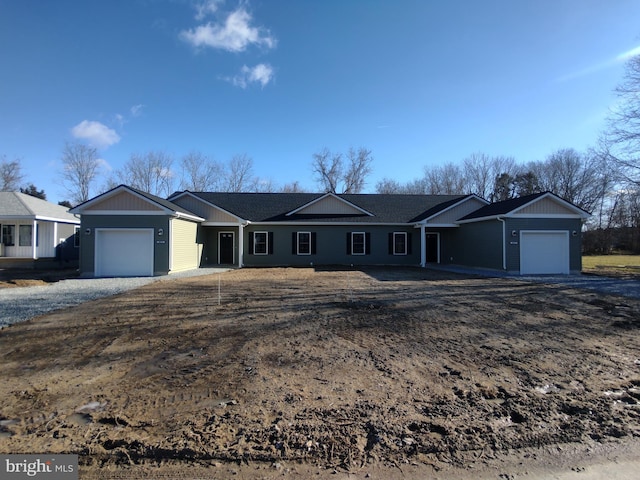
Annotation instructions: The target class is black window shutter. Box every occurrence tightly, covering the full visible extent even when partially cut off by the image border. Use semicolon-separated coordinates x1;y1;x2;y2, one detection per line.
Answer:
248;232;254;255
292;232;297;254
388;233;393;255
311;232;317;254
268;232;274;254
346;232;352;255
365;232;371;255
407;233;412;254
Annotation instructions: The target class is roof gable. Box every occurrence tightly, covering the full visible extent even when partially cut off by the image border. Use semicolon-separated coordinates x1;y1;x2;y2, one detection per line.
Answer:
414;195;488;224
169;192;243;223
458;192;590;222
69;185;203;221
287;193;373;216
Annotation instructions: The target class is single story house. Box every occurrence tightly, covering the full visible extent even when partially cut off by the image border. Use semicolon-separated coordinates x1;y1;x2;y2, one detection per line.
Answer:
69;185;590;277
0;191;81;265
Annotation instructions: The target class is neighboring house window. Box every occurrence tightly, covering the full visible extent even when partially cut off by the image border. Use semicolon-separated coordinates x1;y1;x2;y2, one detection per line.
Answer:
2;224;15;246
347;232;370;255
19;225;32;247
292;231;316;255
74;226;80;247
389;232;411;255
249;231;274;255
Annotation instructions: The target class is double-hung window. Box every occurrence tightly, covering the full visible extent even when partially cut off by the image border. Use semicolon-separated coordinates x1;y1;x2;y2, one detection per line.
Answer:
392;232;407;255
2;224;15;246
389;232;411;255
253;231;269;255
293;231;316;255
347;232;370;255
19;225;33;247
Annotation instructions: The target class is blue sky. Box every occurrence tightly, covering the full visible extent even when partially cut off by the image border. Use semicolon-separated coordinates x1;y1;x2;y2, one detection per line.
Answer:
1;0;640;202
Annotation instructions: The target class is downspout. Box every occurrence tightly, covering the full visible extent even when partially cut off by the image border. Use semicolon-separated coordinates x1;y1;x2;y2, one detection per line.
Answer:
497;217;506;271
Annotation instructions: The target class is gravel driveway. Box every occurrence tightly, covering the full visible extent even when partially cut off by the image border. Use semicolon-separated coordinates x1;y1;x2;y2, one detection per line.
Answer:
0;268;229;328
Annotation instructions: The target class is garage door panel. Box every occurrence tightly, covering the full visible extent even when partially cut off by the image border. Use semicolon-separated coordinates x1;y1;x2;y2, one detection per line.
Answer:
520;231;569;275
96;229;154;277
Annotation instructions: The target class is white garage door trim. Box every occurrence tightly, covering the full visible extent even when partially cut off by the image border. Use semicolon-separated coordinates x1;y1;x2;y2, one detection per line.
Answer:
95;228;154;277
520;230;570;275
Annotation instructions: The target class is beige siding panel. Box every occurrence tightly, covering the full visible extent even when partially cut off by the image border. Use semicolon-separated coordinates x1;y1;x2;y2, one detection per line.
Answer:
172;196;238;222
516;197;575;215
429;197;487;224
170;218;201;272
86;191;163;212
298;196;363;215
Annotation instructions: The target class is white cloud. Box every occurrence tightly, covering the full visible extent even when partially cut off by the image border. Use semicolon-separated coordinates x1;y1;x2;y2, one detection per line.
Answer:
180;8;276;52
229;63;275;88
194;0;223;20
130;104;144;117
71;120;120;149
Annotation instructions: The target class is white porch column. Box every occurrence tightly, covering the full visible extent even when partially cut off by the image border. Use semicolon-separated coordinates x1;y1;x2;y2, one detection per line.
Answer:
419;224;426;267
32;220;38;259
238;223;244;268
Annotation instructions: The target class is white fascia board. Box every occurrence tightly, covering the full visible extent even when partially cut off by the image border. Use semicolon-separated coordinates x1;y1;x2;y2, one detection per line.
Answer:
172;211;205;222
202;221;245;227
456;215;500;224
34;215;81;224
414;223;458;228
286;193;374;216
248;221;410;227
505;213;586;219
77;210;170;216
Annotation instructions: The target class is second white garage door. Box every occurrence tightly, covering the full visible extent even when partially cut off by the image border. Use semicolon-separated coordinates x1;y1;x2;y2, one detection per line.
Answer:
520;230;570;275
95;229;154;277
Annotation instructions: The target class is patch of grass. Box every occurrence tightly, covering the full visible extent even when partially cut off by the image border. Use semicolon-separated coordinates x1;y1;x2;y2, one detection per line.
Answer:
582;255;640;278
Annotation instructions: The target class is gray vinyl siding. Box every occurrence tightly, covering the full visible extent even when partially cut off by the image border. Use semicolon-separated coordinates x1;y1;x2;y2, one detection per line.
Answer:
243;225;420;267
78;215;170;276
447;221;504;270
505;218;583;273
200;226;239;266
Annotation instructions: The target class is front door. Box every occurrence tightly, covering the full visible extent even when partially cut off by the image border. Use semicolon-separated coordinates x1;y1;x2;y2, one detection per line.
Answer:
219;232;234;264
425;233;439;263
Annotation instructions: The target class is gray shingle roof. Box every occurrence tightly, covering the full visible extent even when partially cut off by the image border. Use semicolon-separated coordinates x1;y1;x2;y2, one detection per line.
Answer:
0;192;79;223
186;192;468;223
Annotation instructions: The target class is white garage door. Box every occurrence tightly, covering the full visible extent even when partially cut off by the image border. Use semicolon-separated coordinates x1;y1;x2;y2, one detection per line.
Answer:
95;229;154;277
520;231;570;275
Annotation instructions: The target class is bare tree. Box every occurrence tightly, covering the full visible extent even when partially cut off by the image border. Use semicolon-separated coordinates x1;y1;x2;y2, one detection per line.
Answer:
179;151;222;191
0;155;25;191
117;151;175;197
343;147;373;193
312;147;373;193
59;142;101;205
605;51;640;186
312;148;343;193
223;154;257;192
281;181;306;193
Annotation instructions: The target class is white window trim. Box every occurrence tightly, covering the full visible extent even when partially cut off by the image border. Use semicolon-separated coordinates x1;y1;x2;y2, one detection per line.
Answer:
393;231;407;255
74;226;80;248
351;231;366;256
253;231;269;255
297;231;311;255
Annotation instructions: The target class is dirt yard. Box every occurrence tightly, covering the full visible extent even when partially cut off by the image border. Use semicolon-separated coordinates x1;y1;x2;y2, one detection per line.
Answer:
1;267;639;479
